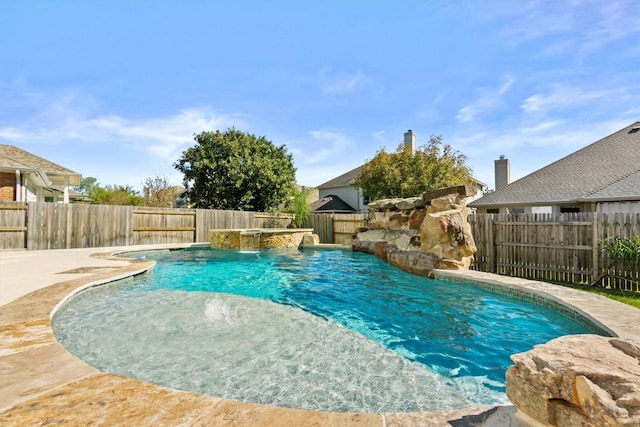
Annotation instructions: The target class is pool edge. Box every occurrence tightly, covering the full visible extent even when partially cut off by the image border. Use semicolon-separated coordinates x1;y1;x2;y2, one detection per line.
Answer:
2;244;639;426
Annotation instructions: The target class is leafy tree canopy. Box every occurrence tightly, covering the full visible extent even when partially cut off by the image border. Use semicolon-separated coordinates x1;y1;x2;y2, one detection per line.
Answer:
142;175;182;208
174;129;296;211
74;177;143;205
283;185;315;227
355;135;473;201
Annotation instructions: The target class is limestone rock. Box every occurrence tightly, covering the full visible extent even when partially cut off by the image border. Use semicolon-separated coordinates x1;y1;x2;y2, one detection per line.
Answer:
506;334;640;427
367;211;388;230
367;198;402;211
396;197;426;210
352;239;378;255
419;195;476;269
301;234;320;246
354;229;418;251
409;209;426;230
422;185;474;203
387;250;441;278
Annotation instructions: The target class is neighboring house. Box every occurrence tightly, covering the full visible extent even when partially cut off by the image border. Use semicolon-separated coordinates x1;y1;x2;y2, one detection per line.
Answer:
0;145;82;203
470;121;640;214
317;130;485;214
316;165;365;213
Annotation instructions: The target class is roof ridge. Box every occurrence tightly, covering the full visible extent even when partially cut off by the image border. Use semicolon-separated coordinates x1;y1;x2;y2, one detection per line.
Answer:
581;164;640;200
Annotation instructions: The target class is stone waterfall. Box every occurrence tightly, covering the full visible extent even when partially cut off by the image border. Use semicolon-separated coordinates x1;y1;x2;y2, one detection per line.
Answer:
352;185;477;277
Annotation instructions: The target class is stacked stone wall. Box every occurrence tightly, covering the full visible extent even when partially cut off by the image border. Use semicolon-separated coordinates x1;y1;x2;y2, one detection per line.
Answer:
353;185;477;275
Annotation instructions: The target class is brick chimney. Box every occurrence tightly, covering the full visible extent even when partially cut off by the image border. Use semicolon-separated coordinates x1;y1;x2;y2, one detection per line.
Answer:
495;155;510;190
404;130;416;154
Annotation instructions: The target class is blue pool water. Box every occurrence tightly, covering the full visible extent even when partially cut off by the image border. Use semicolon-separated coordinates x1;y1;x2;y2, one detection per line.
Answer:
52;247;599;412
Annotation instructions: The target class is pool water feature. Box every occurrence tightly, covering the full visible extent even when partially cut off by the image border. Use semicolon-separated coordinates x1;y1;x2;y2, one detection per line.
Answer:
52;247;601;413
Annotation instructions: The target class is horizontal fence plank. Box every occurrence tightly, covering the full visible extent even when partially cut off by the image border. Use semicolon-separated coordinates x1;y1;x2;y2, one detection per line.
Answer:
496;242;592;251
0;227;28;232
133;227;196;232
0;204;28;210
493;221;591;226
134;210;196;216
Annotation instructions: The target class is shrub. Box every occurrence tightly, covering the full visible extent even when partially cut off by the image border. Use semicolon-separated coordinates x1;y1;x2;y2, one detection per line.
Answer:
600;236;640;266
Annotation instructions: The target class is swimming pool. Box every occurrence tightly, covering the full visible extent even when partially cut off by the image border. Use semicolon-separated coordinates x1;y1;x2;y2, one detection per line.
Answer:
52;247;600;413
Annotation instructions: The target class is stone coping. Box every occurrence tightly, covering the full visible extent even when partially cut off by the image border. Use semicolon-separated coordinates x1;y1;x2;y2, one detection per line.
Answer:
1;244;638;426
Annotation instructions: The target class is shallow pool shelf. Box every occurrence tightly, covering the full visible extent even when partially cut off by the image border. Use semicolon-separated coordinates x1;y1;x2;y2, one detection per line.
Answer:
210;228;315;250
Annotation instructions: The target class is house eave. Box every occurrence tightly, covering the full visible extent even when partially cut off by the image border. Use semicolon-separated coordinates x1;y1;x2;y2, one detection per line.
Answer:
578;196;640;203
0;166;80;187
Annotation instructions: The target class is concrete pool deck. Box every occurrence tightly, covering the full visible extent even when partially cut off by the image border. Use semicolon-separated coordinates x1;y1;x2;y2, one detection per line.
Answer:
1;245;639;426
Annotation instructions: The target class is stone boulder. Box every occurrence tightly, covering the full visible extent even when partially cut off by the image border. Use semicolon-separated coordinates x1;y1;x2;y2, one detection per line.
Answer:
387;250;441;278
367;198;403;211
420;193;476;269
506;334;640;427
354;229;419;251
352;239;441;277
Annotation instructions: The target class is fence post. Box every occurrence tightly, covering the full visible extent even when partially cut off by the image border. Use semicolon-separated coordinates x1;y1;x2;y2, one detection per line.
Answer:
592;212;599;283
65;203;73;249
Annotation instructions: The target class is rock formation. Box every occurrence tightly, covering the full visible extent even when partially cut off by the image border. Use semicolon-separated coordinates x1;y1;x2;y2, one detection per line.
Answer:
353;185;477;276
506;334;640;427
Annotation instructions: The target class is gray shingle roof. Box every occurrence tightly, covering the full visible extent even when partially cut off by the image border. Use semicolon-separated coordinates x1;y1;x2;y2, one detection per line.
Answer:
317;165;364;189
0;144;81;185
310;194;356;213
470;122;640;207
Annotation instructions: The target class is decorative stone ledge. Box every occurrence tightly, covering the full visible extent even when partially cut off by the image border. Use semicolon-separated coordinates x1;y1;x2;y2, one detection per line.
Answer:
506;334;640;427
210;228;315;250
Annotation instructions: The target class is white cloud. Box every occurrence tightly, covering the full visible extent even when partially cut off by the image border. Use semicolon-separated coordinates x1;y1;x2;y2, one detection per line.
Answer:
451;117;636;189
0;87;248;189
0;127;29;140
520;120;564;133
492;0;640;58
0;89;246;162
521;85;634;114
456;75;515;123
290;129;354;165
88;107;242;160
578;1;640;54
286;128;373;187
319;69;371;95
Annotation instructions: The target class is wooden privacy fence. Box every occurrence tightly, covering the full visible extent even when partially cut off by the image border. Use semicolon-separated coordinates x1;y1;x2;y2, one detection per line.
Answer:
3;203;637;291
302;213;365;245
0;203;27;249
0;202;292;250
469;213;640;292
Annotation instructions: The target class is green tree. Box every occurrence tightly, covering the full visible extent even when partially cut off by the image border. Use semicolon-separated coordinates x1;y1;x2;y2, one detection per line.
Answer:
174;129;296;211
74;177;142;205
97;185;143;206
355;135;473;200
74;176;102;200
142;175;181;207
284;186;314;227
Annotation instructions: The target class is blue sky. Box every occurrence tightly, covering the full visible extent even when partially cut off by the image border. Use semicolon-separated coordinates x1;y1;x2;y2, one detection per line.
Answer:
1;1;639;191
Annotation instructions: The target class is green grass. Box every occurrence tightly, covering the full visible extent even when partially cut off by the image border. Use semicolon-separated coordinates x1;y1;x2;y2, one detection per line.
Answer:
585;289;640;309
560;283;640;309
